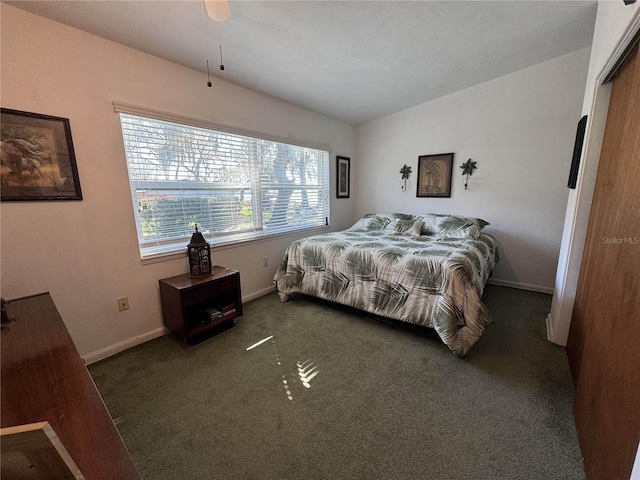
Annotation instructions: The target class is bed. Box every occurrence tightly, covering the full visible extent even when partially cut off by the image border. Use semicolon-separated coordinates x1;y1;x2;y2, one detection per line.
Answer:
273;213;499;356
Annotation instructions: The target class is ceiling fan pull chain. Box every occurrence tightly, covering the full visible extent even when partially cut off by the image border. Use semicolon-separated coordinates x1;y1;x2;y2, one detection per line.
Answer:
218;20;225;71
201;0;213;87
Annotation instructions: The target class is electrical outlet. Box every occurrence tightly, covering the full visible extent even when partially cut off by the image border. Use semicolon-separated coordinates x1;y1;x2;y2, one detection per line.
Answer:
117;297;129;311
263;257;269;267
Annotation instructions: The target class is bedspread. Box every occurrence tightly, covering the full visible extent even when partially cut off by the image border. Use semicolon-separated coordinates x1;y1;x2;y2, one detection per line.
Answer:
273;227;498;356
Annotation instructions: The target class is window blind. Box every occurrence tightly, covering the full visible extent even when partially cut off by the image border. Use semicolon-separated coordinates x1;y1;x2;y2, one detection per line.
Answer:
118;113;330;259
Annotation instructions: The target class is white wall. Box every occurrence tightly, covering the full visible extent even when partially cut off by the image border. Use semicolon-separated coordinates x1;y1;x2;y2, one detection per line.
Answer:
354;48;590;292
0;5;354;361
547;1;640;346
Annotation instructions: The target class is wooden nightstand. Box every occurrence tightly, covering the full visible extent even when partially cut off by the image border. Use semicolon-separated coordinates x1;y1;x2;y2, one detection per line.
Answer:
159;266;243;343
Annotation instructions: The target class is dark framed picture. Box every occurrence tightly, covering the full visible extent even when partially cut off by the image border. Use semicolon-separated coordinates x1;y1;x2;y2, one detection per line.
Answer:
337;155;350;198
417;153;454;197
1;108;82;201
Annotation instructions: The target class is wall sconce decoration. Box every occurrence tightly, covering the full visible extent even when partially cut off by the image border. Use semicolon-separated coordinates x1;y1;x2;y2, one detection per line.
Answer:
460;159;477;190
399;164;412;191
188;224;212;278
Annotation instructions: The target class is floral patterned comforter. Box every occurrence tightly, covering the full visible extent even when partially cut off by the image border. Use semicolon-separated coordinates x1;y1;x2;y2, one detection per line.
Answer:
273;227;498;356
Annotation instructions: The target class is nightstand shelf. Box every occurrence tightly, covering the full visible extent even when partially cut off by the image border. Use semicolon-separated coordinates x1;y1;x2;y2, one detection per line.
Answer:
159;266;242;343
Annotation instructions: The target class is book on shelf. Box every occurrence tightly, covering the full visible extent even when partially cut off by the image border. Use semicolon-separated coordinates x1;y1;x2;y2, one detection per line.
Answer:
215;302;236;316
204;306;223;321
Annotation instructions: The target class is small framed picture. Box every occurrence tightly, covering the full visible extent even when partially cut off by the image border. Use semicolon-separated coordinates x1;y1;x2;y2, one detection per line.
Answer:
1;108;82;201
337;155;350;198
417;153;454;198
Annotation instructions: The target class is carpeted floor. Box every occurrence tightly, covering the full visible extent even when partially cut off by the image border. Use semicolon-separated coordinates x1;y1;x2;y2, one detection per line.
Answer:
89;285;584;480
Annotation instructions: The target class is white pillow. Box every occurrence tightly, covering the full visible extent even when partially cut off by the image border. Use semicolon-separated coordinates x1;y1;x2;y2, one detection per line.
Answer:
394;219;424;236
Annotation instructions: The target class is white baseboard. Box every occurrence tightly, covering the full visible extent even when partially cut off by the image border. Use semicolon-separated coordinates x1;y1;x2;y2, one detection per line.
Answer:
83;287;277;365
82;327;167;365
486;278;554;294
243;284;277;302
546;313;555;343
545;312;567;346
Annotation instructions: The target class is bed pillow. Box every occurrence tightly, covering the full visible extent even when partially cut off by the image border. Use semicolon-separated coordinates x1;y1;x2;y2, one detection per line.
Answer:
382;213;418;233
419;214;489;239
348;214;393;231
393;219;424;236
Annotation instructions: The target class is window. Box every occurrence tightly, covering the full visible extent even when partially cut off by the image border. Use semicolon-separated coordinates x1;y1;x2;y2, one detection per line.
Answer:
118;112;330;259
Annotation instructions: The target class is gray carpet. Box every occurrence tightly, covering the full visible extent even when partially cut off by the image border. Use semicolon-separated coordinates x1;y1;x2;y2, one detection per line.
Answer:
89;285;584;480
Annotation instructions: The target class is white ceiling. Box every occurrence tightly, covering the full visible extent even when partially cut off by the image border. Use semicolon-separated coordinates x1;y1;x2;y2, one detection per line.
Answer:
7;1;597;125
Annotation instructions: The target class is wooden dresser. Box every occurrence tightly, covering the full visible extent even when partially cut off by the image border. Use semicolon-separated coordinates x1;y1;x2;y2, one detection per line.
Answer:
1;292;140;479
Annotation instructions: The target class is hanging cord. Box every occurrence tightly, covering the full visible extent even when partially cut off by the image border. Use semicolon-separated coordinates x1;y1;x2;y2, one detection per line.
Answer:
217;11;225;71
201;1;213;87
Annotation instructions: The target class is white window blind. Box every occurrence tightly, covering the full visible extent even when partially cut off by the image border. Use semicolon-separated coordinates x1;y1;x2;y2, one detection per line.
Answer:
118;112;330;259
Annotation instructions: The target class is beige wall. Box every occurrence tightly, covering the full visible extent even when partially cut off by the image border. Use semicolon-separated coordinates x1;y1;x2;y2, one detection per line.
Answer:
355;49;591;292
0;5;354;361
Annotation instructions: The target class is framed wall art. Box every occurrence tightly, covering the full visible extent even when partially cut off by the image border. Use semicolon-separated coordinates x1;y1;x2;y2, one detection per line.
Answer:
337;155;350;198
1;108;82;201
417;153;454;198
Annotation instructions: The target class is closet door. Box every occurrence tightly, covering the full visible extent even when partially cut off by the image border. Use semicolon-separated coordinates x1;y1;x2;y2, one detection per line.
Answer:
567;47;640;480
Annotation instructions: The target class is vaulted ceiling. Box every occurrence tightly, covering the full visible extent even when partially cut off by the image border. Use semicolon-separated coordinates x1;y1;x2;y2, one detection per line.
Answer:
7;1;597;125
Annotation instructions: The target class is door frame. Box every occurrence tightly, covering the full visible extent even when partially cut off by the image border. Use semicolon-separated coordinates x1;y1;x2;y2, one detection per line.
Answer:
546;9;640;346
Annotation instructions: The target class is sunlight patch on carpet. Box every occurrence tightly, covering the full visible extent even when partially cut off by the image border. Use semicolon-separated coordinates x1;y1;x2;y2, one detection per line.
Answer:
246;335;294;400
246;335;273;351
297;360;320;388
246;336;321;398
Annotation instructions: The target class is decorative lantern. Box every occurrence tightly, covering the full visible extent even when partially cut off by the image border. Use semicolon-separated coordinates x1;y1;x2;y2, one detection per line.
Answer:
187;224;212;278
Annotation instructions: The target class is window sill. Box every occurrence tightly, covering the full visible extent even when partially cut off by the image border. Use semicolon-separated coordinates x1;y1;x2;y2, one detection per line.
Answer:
139;225;331;266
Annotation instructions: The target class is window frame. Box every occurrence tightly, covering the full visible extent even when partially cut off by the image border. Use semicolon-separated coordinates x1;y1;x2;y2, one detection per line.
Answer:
114;102;332;262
